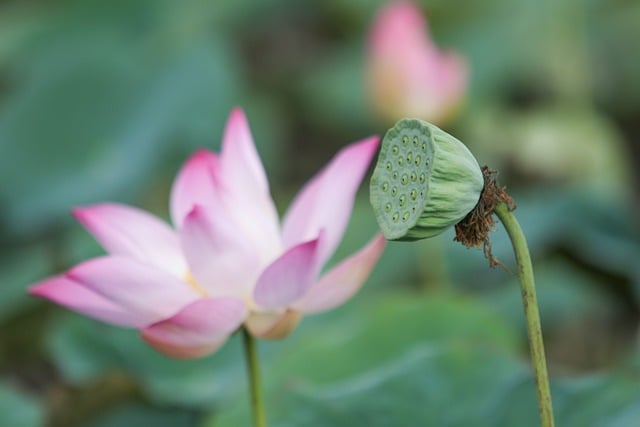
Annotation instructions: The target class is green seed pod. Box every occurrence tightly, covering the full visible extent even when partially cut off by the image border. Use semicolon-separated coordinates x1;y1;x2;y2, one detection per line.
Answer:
370;118;483;241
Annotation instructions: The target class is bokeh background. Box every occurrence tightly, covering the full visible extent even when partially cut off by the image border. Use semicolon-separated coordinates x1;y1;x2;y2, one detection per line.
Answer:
1;0;639;425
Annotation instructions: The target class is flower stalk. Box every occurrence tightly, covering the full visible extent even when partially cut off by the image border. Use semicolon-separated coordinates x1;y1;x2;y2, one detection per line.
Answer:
370;118;555;427
242;328;267;427
494;202;555;427
455;170;555;427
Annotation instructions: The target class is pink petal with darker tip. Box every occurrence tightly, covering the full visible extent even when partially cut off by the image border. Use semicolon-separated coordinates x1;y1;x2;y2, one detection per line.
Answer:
293;234;385;315
29;275;150;327
282;137;379;265
170;149;219;229
253;235;322;310
66;256;199;324
72;203;186;277
217;107;282;263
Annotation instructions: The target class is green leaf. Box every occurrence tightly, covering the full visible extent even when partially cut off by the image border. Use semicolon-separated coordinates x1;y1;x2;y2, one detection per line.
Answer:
211;333;640;426
0;0;242;238
481;260;619;333
328;195;418;290
208;291;639;426
497;373;640;427
264;293;518;387
0;245;50;322
213;345;527;427
0;383;43;427
47;293;517;407
84;403;198;427
48;315;246;407
293;42;373;132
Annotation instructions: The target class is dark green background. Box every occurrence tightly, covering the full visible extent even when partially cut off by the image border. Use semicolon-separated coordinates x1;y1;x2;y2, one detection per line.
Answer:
0;0;638;425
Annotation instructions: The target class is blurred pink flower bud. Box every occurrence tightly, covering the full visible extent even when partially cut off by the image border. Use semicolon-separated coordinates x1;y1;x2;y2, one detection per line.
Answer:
367;0;469;125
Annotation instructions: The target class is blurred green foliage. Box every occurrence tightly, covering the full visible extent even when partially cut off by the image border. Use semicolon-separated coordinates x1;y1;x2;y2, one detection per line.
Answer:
0;0;639;426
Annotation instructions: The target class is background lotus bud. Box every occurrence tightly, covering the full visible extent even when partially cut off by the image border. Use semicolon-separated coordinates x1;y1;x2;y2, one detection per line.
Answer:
367;0;469;125
370;118;483;241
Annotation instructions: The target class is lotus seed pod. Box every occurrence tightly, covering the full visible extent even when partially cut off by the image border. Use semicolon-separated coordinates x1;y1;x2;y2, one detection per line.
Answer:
370;118;483;241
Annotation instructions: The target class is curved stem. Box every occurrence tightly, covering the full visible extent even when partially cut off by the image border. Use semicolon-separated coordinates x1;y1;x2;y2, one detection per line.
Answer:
494;202;555;427
242;328;268;427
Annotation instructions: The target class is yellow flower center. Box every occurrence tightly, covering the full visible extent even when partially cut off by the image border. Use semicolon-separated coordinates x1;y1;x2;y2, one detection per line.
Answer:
184;272;208;297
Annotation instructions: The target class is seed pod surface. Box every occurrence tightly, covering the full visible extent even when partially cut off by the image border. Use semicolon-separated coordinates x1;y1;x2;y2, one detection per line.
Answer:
370;119;483;241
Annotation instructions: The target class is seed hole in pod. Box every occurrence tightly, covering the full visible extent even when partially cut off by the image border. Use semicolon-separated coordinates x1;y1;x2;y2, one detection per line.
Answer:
391;186;398;196
410;172;417;181
412;207;416;212
419;173;426;183
402;136;408;145
385;162;392;171
399;195;406;206
391;145;399;155
420;191;424;197
398;157;404;166
385;203;392;212
413;136;418;146
401;174;408;185
425;158;430;166
392;172;399;181
415;155;421;166
410;189;417;200
382;182;389;192
422;143;427;152
407;152;413;163
403;212;410;221
392;212;399;223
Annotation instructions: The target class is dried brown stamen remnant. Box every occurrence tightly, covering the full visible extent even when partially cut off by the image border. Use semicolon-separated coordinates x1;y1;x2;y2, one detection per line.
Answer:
454;166;515;268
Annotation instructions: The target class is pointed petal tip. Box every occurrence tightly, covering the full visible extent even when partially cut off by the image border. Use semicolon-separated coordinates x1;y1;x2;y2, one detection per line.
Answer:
170;148;219;228
339;135;381;165
64;260;88;282
179;149;219;179
253;235;322;309
293;233;386;315
69;204;186;276
357;135;381;152
225;107;249;137
64;255;111;280
348;134;380;149
64;255;199;324
189;148;217;162
281;137;379;262
28;276;73;299
70;205;86;220
229;106;246;119
71;203;115;232
27;274;151;327
70;203;107;223
27;277;58;298
184;203;205;220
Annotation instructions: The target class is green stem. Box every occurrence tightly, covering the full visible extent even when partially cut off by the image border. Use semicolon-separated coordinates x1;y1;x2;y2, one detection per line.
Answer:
242;328;268;427
494;202;555;427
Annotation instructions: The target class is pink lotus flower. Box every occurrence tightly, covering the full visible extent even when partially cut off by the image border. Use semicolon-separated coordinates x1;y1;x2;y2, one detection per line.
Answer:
30;108;385;359
367;0;469;125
